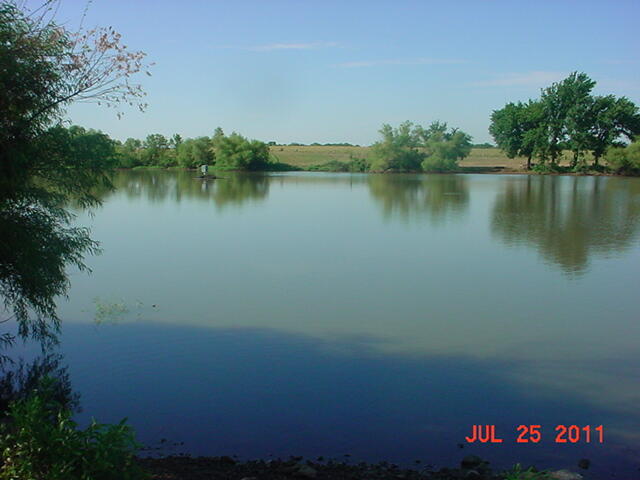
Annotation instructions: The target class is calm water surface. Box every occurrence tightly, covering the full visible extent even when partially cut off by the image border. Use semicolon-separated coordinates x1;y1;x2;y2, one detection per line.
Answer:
55;171;639;477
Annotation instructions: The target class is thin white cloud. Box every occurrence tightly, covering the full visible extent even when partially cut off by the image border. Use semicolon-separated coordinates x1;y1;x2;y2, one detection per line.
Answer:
336;58;467;68
471;71;567;87
247;42;339;52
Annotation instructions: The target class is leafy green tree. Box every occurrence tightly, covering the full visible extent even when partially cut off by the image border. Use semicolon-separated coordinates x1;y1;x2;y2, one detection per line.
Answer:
606;139;640;174
370;121;424;171
490;72;640;171
212;132;270;170
421;125;472;172
539;72;595;165
170;133;183;149
176;137;214;169
371;121;472;172
588;96;640;165
116;138;144;168
490;100;545;169
0;1;150;342
141;133;176;166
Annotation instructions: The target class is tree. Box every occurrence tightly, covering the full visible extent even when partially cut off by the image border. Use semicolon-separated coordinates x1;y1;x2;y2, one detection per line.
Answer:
176;137;214;169
116;138;143;168
606;139;640;174
0;1;150;343
212;133;270;170
170;133;183;149
370;121;424;171
370;121;472;172
489;72;640;171
141;133;172;166
588;96;640;165
541;72;596;165
421;123;472;172
490;100;545;169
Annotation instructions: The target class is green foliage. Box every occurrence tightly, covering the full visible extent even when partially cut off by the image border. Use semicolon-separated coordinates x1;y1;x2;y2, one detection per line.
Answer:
489;100;545;169
0;354;78;416
140;134;176;167
490;72;640;172
589;96;640;164
116;138;144;168
0;197;99;342
421;127;472;172
308;157;370;172
176;137;213;169
502;463;551;480
0;1;149;343
370;121;424;171
212;132;271;170
371;121;472;172
541;72;596;164
0;379;147;480
606;140;640;175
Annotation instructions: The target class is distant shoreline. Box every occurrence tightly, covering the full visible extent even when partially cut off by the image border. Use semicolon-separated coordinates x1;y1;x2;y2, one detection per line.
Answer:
116;165;631;178
112;145;637;177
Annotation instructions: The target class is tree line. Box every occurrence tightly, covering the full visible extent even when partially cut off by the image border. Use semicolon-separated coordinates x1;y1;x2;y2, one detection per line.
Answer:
115;127;277;170
489;72;640;173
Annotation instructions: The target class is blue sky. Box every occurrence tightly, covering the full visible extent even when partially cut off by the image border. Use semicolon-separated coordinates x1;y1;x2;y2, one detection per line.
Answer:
50;0;640;144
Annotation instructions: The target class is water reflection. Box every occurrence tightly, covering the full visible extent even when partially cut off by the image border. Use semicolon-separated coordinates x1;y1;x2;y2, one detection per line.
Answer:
491;176;640;274
367;174;469;224
58;170;640;478
110;170;269;210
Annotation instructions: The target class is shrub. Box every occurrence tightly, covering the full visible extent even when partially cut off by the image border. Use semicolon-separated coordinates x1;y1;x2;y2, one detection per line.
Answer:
0;378;147;480
606;141;640;175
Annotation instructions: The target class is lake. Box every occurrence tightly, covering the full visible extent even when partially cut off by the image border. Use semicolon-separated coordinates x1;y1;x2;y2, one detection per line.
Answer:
52;170;640;477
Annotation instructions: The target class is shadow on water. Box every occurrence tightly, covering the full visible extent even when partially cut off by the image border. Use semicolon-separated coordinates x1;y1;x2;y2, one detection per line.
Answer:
58;321;639;479
491;175;640;275
367;174;469;225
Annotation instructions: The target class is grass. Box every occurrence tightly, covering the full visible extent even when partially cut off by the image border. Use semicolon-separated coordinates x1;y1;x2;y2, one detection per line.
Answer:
268;145;535;170
269;145;591;172
269;145;373;168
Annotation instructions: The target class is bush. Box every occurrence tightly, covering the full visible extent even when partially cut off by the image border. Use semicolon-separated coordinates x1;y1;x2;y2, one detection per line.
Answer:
214;133;271;170
0;378;147;480
421;154;459;172
606;141;640;175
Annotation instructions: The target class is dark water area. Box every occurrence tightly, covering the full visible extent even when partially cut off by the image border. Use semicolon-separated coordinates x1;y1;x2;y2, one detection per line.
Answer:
51;171;639;477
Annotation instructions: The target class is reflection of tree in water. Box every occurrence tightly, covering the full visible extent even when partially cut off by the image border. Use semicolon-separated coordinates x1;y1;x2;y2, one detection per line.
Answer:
492;175;640;274
367;174;469;224
110;170;269;209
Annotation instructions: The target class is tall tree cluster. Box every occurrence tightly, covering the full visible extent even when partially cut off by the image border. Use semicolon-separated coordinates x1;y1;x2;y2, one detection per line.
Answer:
489;72;640;170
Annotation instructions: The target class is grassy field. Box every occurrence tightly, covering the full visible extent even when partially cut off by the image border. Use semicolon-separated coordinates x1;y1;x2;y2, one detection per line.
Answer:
268;145;533;170
269;145;374;168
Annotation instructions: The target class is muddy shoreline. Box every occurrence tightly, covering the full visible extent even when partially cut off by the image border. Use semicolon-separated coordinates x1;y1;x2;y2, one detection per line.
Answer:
138;454;588;480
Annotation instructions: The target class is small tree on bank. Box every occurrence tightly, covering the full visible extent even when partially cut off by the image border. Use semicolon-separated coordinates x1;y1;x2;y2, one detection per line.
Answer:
211;132;271;170
370;121;472;172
